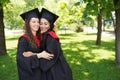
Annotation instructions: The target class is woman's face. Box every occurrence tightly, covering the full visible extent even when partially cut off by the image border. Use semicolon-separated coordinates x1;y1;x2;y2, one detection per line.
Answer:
40;18;50;33
29;17;40;34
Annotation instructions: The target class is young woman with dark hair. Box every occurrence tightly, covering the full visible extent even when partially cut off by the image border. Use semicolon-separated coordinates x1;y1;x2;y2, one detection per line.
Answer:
38;8;73;80
16;8;54;80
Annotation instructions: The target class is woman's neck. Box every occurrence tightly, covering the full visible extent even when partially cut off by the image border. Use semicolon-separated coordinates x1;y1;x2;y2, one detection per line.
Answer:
32;31;36;36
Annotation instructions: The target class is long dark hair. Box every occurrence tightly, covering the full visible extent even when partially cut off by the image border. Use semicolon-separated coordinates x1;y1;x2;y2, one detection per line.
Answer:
23;19;40;48
40;19;55;50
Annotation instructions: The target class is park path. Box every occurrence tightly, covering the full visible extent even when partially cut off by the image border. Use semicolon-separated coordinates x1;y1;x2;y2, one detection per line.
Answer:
5;29;23;35
83;27;115;38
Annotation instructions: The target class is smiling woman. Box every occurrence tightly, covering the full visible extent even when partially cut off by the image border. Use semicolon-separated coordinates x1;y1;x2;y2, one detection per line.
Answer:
16;8;54;80
38;8;73;80
29;17;40;35
40;18;51;33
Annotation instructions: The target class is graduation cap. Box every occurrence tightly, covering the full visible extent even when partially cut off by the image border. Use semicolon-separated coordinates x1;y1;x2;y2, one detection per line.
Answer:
40;8;59;25
20;8;40;21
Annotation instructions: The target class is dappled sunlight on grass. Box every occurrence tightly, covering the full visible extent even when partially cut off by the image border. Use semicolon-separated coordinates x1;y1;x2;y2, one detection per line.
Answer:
59;32;119;80
6;35;19;50
7;48;17;59
92;49;114;59
6;35;18;59
0;55;18;80
0;32;119;80
0;35;19;80
79;39;115;63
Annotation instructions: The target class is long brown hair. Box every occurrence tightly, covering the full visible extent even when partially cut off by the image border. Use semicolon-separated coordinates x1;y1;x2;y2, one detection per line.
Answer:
23;19;40;48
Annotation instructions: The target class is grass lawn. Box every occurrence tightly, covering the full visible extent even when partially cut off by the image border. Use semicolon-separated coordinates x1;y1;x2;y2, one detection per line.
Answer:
0;30;120;80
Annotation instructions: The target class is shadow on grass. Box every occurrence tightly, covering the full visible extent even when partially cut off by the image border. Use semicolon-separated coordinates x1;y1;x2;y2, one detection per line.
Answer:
59;33;77;37
80;40;115;52
2;32;118;80
59;33;78;40
61;40;119;80
0;48;18;80
6;36;19;41
85;33;97;35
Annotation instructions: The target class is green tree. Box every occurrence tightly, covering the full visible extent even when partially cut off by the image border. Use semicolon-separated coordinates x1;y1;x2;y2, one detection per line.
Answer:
83;0;114;45
82;0;120;67
0;0;9;55
4;0;44;29
4;0;25;29
0;0;44;56
56;0;84;29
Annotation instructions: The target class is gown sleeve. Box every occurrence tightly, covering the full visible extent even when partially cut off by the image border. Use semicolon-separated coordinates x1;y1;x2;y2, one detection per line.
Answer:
16;37;40;74
39;35;60;72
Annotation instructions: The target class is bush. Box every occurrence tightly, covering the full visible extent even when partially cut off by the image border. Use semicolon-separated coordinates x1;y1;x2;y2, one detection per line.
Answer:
75;25;83;32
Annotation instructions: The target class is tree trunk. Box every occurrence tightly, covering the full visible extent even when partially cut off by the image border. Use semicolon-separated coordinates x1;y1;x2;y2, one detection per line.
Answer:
96;9;102;45
111;14;116;32
0;4;7;55
114;0;120;67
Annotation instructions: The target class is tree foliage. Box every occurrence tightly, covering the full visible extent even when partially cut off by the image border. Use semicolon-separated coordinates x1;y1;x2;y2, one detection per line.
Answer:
3;0;84;30
82;0;115;45
0;0;9;5
4;0;44;29
4;0;25;29
82;0;114;24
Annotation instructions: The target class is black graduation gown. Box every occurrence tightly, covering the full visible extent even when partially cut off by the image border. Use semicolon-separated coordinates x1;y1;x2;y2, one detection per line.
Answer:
16;36;42;80
39;31;73;80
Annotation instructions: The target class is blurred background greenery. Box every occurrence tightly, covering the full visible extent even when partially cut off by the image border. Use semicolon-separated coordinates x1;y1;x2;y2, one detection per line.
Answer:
0;31;118;80
3;0;115;32
1;0;120;80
